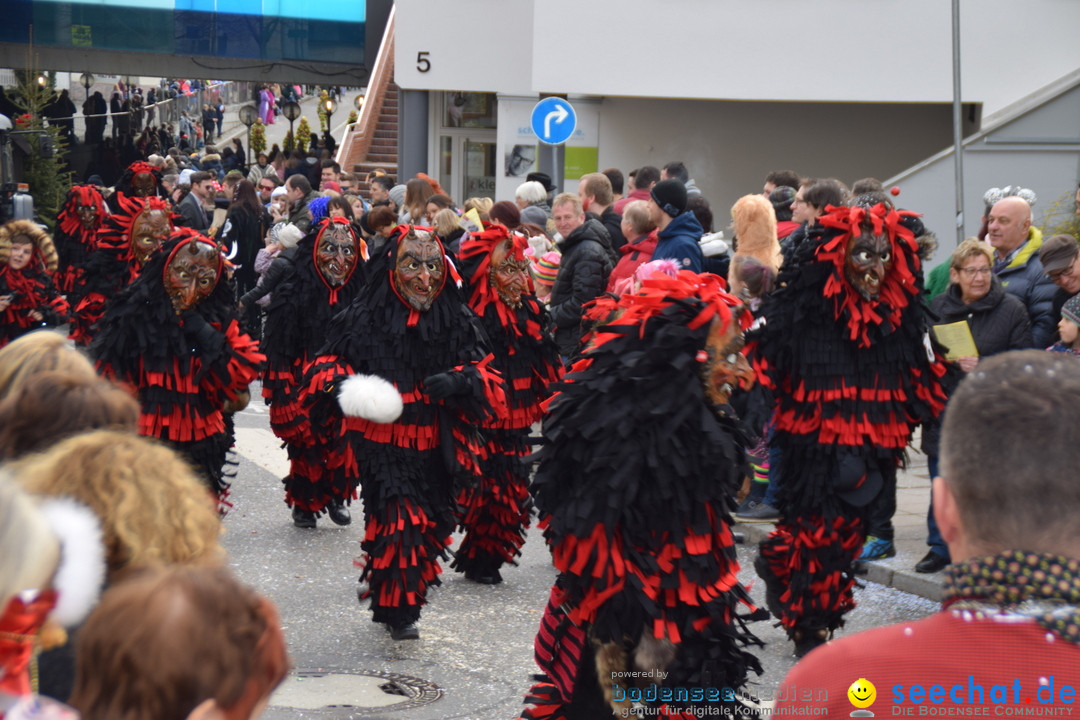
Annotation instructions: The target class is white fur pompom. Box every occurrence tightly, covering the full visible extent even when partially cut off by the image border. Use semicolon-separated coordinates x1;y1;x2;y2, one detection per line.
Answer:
39;499;105;627
338;374;404;423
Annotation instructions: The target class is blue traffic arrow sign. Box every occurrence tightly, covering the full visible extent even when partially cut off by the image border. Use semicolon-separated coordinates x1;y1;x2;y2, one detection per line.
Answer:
531;97;577;145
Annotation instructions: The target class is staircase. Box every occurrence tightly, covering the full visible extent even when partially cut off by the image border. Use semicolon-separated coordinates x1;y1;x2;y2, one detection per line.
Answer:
353;80;399;188
336;6;399;195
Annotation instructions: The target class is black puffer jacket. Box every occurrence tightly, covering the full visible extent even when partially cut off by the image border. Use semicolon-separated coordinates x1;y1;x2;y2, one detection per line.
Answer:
549;218;616;357
930;275;1033;357
923;275;1031;457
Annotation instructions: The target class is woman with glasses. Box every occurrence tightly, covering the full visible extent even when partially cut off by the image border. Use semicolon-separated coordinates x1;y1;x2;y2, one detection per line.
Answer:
916;237;1033;575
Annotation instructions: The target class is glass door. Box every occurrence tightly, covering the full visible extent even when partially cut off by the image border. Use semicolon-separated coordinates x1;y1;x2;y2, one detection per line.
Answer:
433;91;497;203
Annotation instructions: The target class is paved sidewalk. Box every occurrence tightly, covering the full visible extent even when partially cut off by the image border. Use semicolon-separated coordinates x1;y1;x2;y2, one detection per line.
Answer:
736;446;947;603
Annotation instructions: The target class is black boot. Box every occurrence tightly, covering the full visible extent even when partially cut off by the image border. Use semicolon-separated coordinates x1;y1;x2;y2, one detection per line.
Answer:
388;622;420;640
792;626;829;658
327;497;351;526
292;506;316;529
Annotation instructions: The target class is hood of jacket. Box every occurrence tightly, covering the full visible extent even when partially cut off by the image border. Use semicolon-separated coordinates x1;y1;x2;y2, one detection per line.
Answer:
659;210;704;241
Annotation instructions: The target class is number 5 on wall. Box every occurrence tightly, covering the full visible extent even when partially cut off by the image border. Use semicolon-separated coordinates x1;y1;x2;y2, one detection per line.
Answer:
416;52;431;73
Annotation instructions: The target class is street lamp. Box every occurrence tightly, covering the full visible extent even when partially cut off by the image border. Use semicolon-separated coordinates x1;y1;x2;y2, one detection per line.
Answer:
281;100;301;149
353;93;365;112
323;97;336;142
79;72;95;100
238;105;258;164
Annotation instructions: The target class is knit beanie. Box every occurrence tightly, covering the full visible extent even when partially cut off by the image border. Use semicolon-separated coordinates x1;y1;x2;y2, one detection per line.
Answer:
308;196;330;224
388;184;407;211
531;250;560;288
650;179;687;218
1063;294;1080;327
769;186;797;215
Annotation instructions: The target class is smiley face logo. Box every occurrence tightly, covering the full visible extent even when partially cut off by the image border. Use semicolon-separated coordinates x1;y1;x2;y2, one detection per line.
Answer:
848;678;876;709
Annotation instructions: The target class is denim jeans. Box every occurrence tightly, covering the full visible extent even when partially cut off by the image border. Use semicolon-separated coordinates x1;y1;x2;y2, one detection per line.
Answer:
925;455;950;559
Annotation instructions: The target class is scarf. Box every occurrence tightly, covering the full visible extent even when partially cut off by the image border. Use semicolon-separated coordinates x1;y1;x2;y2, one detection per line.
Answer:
943;550;1080;644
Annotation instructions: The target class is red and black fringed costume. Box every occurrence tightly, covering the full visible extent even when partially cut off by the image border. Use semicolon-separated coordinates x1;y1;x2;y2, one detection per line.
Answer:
452;226;562;583
69;194;174;346
262;217;367;518
91;229;264;510
53;185;105;294
0;221;70;348
519;271;765;720
297;225;504;634
105;160;167;212
752;203;949;654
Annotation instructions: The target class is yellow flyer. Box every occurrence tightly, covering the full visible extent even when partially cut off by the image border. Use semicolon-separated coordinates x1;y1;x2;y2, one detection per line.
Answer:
932;320;979;361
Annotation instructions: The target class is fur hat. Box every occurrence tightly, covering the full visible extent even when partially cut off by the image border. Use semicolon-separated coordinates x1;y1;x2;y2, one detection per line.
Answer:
729;194;781;277
650;179;687;218
0;220;59;273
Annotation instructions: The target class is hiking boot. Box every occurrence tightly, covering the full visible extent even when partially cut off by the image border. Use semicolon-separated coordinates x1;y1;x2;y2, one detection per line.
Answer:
859;535;896;561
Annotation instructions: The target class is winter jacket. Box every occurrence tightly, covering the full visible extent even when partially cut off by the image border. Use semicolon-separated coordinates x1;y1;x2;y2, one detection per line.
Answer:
597;207;627;252
924;261;951;301
247;163;279;185
606;231;658;292
930;275;1033;356
922;276;1030;457
287;190;319;233
994;227;1057;348
239;246;298;307
548;219;616;357
653;211;704;273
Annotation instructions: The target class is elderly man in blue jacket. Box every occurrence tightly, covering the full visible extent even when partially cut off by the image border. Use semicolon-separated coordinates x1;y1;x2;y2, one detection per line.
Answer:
987;195;1056;348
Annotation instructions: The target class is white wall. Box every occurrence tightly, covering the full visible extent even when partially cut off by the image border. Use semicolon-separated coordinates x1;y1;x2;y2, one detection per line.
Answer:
396;0;1080;117
395;0;535;96
593;96;955;233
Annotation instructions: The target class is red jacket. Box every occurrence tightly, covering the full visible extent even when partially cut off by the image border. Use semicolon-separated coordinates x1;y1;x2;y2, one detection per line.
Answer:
606;231;659;293
777;611;1080;714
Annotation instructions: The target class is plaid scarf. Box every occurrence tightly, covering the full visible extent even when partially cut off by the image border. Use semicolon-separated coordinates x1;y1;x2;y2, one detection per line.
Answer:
943;550;1080;644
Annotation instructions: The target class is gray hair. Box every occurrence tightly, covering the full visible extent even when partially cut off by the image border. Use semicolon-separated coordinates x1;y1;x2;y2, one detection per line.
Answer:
515;181;548;205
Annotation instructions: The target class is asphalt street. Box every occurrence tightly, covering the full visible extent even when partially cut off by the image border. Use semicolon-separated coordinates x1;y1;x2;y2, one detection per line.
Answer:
223;383;940;720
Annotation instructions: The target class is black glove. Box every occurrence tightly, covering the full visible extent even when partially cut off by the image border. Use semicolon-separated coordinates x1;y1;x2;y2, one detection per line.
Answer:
182;312;225;354
423;371;469;401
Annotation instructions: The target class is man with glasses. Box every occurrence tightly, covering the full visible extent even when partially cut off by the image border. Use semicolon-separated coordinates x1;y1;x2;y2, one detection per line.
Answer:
1039;233;1080;335
257;177;280;209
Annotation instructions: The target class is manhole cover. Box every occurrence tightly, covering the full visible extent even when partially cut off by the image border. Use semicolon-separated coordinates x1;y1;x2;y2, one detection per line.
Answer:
272;669;442;711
